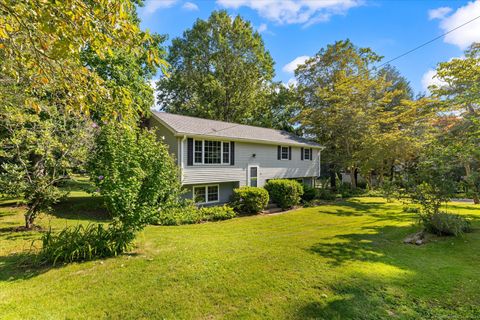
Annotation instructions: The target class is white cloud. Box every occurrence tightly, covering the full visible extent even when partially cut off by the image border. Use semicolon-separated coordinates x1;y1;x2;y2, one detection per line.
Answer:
182;1;199;11
282;55;310;74
216;0;363;26
428;7;452;20
144;0;177;15
258;23;268;33
431;1;480;49
421;69;443;93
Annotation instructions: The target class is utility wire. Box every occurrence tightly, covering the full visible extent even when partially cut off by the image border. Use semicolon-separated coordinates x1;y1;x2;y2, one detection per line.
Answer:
377;14;480;69
305;14;480;87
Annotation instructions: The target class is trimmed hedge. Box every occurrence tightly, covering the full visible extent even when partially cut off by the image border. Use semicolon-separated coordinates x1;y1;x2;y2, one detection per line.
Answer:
264;179;304;210
154;203;236;226
231;186;269;214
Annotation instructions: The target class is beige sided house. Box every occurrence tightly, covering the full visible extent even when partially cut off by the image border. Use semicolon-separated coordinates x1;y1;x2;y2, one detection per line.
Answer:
150;112;323;205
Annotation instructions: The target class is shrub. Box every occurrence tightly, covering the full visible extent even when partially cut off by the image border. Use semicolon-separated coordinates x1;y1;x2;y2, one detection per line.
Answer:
301;184;317;202
39;224;133;265
317;188;336;201
88;124;181;230
264;179;303;210
231;187;269;214
423;212;471;236
199;205;236;221
155;202;236;225
155;201;202;225
381;181;399;202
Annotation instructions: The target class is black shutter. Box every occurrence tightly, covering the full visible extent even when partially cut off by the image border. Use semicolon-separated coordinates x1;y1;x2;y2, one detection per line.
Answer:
187;138;193;166
277;146;281;160
230;141;235;165
301;147;304;160
310;148;313;161
288;146;292;160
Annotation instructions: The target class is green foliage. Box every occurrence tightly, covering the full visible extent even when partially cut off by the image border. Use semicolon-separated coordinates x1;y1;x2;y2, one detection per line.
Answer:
380;181;399;202
0;0;165;116
402;205;420;213
296;40;428;189
0;103;94;228
301;184;317;202
264;179;304;210
155;202;236;226
317;188;337;201
231;187;269;214
199;205;236;222
157;10;276;126
39;224;134;265
88;123;181;232
423;212;471;236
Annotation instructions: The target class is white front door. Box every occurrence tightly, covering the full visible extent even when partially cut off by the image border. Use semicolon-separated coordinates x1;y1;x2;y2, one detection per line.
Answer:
247;165;259;187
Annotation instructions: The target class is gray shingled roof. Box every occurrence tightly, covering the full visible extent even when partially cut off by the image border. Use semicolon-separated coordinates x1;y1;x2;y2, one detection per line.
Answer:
152;112;322;148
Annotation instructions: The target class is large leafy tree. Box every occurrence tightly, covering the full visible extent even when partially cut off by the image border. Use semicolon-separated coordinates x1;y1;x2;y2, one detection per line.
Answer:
0;1;169;229
295;40;425;188
157;10;275;125
295;40;384;187
0;0;165;118
430;43;480;203
0;102;94;229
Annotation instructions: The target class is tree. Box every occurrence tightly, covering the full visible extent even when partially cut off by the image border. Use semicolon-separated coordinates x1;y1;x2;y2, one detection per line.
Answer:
157;10;275;125
0;0;165;118
88;123;181;231
430;43;480;203
0;102;94;229
295;40;384;188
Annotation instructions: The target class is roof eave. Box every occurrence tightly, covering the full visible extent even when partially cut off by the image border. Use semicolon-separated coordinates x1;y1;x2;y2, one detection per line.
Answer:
172;132;323;149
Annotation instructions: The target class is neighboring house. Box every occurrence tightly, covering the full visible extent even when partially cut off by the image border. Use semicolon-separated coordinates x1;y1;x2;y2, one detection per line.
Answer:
150;112;323;205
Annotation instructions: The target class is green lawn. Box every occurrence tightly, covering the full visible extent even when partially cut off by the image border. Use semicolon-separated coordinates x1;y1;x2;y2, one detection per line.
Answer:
1;195;479;319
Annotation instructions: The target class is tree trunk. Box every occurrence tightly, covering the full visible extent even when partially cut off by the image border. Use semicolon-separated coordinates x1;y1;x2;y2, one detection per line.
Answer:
349;168;357;189
329;165;337;191
25;213;34;229
474;194;480;205
353;168;358;187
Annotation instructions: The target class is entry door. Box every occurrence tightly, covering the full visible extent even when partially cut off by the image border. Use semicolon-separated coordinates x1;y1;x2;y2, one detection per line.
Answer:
248;165;259;187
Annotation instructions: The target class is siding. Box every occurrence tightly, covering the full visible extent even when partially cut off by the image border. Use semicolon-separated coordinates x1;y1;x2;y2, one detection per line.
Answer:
150;119;179;164
181;182;239;204
151;117;320;187
181;140;319;186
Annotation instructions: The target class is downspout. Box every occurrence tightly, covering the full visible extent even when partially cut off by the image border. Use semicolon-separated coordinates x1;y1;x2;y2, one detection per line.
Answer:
180;135;187;185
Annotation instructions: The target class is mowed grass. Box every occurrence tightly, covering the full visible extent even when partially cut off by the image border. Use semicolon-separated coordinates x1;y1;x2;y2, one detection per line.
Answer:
0;195;479;319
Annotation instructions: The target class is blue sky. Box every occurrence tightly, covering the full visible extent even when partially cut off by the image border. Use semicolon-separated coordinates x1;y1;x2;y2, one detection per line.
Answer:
139;0;480;95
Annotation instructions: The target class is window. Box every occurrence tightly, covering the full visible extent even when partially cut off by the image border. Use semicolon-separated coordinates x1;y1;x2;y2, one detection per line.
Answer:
193;185;219;204
204;140;221;164
304;148;311;160
281;146;289;160
249;166;258;187
194;140;203;164
222;142;230;163
193;139;231;164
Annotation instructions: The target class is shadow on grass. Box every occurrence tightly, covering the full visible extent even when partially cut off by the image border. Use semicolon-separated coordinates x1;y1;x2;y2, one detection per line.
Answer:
297;219;480;319
51;196;110;222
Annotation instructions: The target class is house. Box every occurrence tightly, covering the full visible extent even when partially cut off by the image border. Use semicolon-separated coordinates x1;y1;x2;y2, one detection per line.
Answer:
150;112;323;205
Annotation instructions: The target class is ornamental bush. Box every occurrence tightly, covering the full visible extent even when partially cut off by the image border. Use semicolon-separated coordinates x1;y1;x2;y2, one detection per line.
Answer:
40;123;182;264
264;179;304;210
301;184;317;202
423;212;471;236
231;187;269;214
88;123;181;231
154;201;236;225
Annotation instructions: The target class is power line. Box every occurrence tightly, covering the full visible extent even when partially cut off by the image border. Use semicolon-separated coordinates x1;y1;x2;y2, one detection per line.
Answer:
304;14;480;87
378;14;480;69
